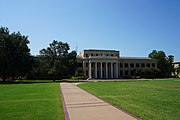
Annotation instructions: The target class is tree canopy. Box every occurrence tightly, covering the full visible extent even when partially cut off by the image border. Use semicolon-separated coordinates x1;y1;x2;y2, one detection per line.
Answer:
148;50;174;77
27;40;77;80
0;27;32;81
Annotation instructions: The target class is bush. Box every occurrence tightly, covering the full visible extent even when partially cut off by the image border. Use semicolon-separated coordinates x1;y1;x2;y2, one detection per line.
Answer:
136;68;161;78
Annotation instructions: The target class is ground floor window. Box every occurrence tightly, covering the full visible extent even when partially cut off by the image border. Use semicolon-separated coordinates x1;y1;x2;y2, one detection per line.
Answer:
125;70;129;76
120;70;123;75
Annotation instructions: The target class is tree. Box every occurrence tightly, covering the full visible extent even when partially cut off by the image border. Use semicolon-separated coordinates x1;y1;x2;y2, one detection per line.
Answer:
148;50;174;77
0;27;31;81
37;40;77;80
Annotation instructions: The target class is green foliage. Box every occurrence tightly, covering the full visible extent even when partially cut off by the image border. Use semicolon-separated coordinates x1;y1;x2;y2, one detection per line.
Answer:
149;50;174;77
0;27;32;81
78;79;180;120
71;70;84;80
27;40;77;80
136;67;161;78
0;83;64;120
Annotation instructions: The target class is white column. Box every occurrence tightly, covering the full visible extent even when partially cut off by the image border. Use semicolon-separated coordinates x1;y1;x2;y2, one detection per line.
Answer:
100;62;102;78
95;62;97;78
111;62;113;78
106;62;108;78
89;61;92;79
116;62;118;78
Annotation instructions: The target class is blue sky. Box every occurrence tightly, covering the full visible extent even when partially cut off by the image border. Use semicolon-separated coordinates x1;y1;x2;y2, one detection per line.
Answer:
1;0;180;60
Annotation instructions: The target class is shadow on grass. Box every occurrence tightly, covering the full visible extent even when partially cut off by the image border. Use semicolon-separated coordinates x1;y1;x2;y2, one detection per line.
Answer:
0;80;65;84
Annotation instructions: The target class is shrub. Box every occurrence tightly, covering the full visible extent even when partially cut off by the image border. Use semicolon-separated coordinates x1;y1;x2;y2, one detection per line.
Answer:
136;68;161;78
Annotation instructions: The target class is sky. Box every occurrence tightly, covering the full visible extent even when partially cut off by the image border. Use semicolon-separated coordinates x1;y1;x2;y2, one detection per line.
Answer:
1;0;180;60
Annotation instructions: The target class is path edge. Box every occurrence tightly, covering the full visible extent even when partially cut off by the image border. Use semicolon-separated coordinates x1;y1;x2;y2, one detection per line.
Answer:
60;83;70;120
75;83;141;120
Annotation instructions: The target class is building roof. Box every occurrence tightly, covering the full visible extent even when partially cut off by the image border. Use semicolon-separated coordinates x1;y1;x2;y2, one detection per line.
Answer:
84;49;119;52
173;60;180;64
120;57;153;60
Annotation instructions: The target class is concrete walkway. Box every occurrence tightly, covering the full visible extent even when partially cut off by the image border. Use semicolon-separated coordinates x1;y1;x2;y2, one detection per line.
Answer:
60;83;140;120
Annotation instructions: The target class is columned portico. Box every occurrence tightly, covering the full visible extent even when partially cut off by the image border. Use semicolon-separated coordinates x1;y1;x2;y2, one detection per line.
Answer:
88;61;119;79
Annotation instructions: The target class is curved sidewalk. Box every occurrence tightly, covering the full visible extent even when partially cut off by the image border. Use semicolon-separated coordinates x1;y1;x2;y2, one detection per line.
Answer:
60;83;140;120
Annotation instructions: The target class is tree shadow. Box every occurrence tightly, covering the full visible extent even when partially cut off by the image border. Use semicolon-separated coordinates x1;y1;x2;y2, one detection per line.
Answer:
0;80;65;84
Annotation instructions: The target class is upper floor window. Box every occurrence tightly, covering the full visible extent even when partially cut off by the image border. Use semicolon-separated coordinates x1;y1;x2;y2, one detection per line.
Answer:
111;54;113;56
120;63;123;67
106;54;109;56
141;63;145;67
91;54;93;56
136;63;140;67
85;54;88;57
130;63;134;68
96;54;98;56
152;63;156;67
125;63;129;68
146;63;150;67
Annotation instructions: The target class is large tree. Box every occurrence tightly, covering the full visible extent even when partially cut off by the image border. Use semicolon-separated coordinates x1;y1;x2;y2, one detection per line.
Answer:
36;40;77;79
0;27;31;81
148;50;174;77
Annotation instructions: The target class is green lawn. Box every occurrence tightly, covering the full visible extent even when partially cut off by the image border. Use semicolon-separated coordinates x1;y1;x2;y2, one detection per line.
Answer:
78;79;180;120
0;83;64;120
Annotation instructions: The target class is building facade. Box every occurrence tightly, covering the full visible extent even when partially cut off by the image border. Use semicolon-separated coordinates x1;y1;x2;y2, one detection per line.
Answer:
77;49;157;79
172;60;180;77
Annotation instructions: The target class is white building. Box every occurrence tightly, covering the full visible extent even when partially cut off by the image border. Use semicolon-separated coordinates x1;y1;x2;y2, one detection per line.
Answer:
172;60;180;77
77;49;157;79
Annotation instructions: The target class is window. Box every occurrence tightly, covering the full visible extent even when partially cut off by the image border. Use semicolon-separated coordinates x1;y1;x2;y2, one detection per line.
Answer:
125;63;129;68
106;54;109;56
125;70;129;76
130;63;134;68
86;70;88;76
111;54;113;56
91;54;93;56
85;54;88;57
152;63;156;67
120;63;123;67
77;63;82;67
120;70;123;75
86;63;88;67
146;63;150;67
91;63;94;68
141;63;145;67
136;63;140;67
96;54;98;56
130;70;135;76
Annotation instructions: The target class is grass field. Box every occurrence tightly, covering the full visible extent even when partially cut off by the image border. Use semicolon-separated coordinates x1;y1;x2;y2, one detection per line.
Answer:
0;82;64;120
78;79;180;120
